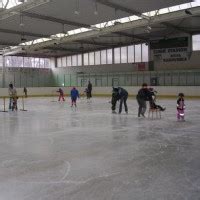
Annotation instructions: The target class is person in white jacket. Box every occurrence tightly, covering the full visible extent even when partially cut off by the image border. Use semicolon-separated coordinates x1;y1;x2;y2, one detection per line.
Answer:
8;83;18;111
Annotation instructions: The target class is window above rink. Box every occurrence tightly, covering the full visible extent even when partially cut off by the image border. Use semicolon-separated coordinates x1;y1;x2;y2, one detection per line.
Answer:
4;56;51;68
57;43;149;68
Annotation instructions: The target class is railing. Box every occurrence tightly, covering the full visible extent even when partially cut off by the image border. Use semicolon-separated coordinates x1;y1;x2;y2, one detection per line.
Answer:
1;70;200;88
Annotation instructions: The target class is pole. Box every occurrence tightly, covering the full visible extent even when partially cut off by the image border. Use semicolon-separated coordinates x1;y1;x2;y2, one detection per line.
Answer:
0;97;8;112
2;55;5;88
20;96;27;111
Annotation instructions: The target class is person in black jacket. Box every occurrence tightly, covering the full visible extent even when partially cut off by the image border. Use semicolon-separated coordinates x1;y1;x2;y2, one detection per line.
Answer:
111;87;128;114
136;83;152;117
87;81;92;99
118;87;128;114
111;87;120;113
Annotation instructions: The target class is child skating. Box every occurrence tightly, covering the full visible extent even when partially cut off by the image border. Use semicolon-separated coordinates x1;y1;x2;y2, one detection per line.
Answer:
177;93;185;121
56;88;65;101
12;96;18;111
71;87;79;107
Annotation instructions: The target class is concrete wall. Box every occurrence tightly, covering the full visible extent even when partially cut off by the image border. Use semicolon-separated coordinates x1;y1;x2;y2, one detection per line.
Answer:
0;86;200;98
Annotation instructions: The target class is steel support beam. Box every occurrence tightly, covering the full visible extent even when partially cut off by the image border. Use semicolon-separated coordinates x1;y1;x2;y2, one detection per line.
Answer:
0;41;19;46
161;21;191;34
75;40;116;47
113;31;148;41
0;28;50;38
11;6;200;53
22;11;91;28
43;46;83;53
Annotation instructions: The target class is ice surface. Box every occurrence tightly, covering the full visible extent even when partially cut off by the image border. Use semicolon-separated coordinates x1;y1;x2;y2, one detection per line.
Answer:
0;97;200;200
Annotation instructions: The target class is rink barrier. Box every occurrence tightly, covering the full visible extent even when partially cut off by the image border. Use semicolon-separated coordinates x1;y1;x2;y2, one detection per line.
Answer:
1;86;200;98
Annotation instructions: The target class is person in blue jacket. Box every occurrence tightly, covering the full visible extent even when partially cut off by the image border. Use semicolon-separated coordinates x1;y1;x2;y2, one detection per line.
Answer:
70;87;79;107
112;87;128;114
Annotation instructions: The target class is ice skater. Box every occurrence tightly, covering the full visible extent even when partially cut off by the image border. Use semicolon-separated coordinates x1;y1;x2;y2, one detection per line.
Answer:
111;87;120;113
136;83;152;117
111;87;128;114
8;83;13;110
87;81;92;99
56;88;65;101
23;87;28;98
8;83;18;111
177;93;185;121
12;96;18;111
70;87;79;107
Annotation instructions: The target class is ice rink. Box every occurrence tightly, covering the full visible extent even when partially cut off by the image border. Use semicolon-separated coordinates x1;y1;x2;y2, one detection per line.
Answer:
0;97;200;200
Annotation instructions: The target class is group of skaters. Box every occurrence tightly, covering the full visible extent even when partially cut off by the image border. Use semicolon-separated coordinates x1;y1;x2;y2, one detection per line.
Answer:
56;81;185;121
56;81;93;107
7;81;185;121
111;83;165;116
111;83;185;121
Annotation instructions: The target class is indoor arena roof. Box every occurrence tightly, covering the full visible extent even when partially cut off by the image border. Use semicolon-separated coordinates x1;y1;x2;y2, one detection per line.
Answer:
0;0;198;56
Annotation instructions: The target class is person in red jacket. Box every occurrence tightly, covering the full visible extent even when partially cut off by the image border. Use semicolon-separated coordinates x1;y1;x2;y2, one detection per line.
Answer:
56;88;65;101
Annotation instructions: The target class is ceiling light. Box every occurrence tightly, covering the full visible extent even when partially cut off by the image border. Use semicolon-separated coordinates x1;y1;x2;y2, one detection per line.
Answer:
74;0;80;15
146;26;152;31
20;13;24;26
94;0;98;15
74;10;80;15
